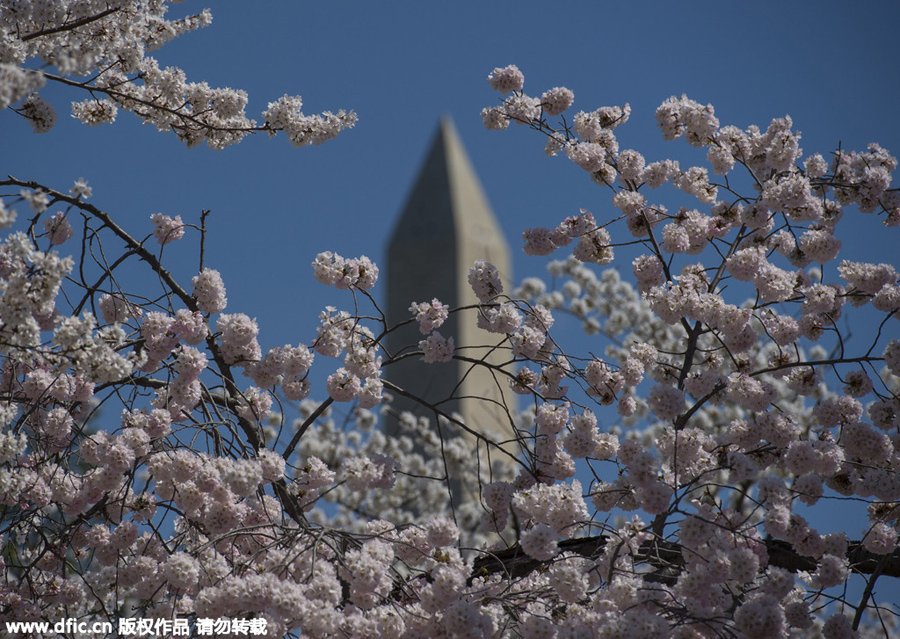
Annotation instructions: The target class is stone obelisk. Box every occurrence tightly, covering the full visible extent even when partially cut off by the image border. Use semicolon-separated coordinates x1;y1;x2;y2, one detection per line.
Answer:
385;116;514;451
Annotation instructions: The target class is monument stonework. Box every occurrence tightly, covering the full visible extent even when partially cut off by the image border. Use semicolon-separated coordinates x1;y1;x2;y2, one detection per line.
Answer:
385;117;515;455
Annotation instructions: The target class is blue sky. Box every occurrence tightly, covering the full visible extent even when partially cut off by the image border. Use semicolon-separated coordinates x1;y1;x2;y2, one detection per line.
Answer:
4;1;899;353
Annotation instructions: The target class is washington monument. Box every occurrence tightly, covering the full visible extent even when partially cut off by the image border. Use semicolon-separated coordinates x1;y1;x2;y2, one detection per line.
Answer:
385;116;515;459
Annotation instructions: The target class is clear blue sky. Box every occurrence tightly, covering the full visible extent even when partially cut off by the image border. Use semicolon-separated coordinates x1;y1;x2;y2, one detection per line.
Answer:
4;0;898;353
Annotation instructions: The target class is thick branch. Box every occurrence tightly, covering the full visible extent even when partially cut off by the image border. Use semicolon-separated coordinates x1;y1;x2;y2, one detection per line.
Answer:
20;6;123;41
470;534;900;587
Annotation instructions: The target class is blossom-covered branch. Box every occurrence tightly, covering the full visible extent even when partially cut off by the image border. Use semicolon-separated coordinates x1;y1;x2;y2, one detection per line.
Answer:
0;1;356;148
478;64;900;636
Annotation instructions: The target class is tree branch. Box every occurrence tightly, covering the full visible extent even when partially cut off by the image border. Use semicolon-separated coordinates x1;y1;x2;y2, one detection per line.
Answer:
20;6;123;42
470;534;900;586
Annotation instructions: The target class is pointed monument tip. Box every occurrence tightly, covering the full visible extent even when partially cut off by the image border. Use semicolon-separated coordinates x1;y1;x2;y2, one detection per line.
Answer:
434;114;463;147
438;113;455;130
390;112;505;248
433;114;457;148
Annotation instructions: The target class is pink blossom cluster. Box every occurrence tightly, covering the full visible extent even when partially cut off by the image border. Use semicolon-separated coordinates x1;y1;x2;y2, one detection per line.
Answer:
481;66;582;146
409;298;449;333
42;211;73;245
192;268;228;314
419;332;454;363
584;360;626;404
522;208;601;257
509;305;556;361
312;251;379;290
262;95;357;147
0;230;73;351
541;86;575;116
486;65;524;93
476;301;522;334
216;313;261;365
676;503;772;613
150;213;185;245
293;455;336;509
512;480;588;543
467;259;503;302
98;293;143;324
831;143;899;215
341;454;397;491
251;343;315;399
339;538;395;609
20;94;56;133
150;343;203;421
310;305;384;406
657;427;717;484
655;95;720;145
234;386;274;423
564;409;619;459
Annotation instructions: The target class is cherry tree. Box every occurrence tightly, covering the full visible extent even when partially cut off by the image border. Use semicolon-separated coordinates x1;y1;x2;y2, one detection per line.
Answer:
0;0;355;147
1;4;899;638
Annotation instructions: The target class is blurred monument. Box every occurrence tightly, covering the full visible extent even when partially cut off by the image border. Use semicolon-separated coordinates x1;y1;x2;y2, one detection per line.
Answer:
385;116;515;465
